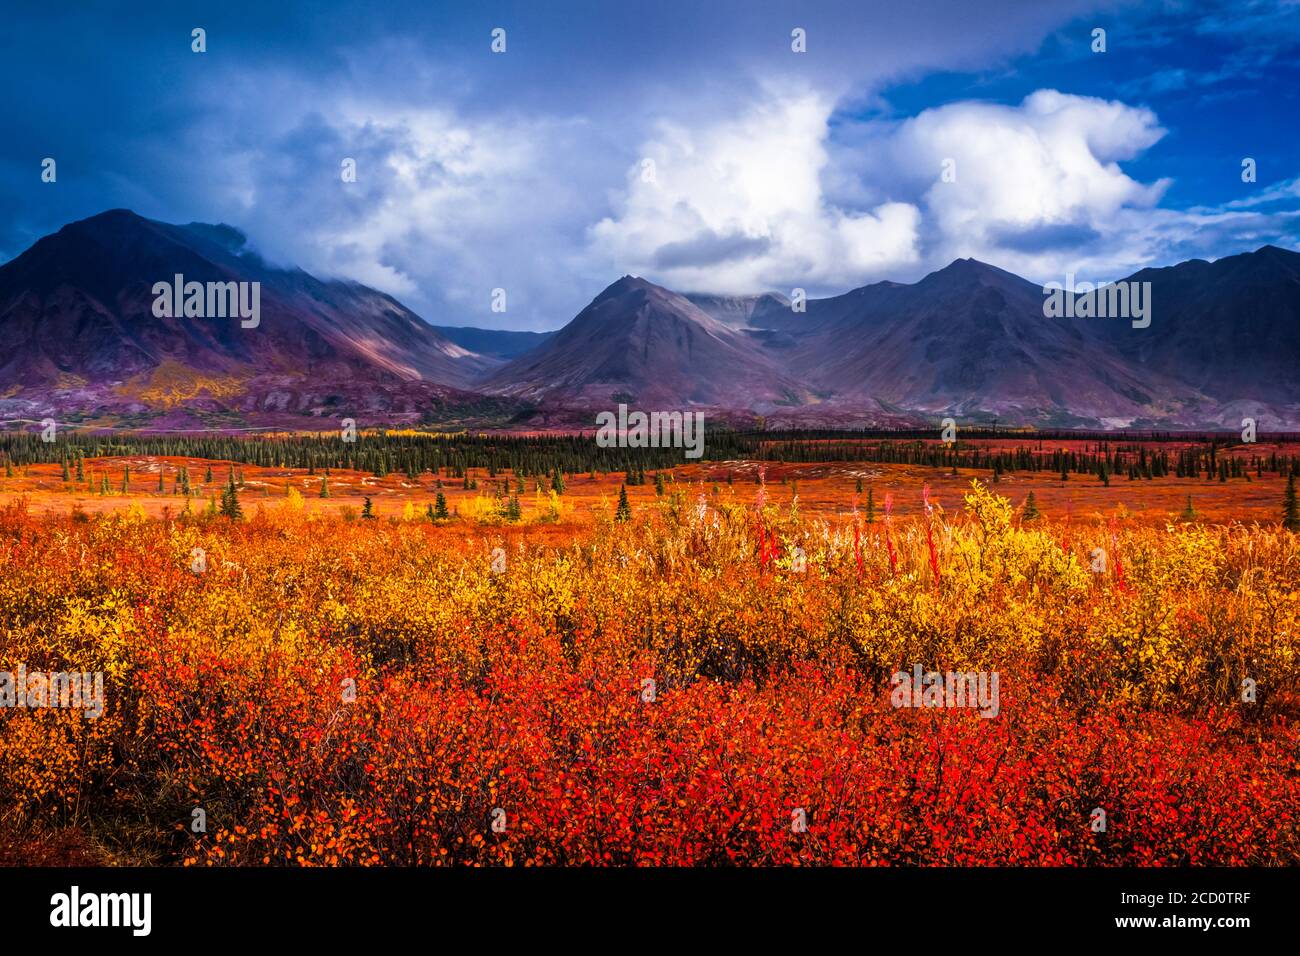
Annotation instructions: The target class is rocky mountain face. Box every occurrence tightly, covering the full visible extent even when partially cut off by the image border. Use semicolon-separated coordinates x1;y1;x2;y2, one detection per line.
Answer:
481;276;811;411
2;210;1296;429
0;210;509;426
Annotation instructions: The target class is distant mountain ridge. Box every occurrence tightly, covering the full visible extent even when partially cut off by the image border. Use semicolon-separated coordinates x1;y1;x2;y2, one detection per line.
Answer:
480;276;812;410
482;248;1300;429
1091;245;1300;407
683;291;791;329
775;257;1209;428
429;325;555;360
0;210;518;427
2;209;1298;429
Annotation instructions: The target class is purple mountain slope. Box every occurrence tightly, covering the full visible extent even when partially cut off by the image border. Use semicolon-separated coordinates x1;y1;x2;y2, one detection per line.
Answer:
2;210;1297;429
0;210;507;424
480;276;812;410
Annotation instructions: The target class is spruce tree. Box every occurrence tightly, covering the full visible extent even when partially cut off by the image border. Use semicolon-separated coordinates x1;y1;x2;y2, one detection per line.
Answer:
362;496;375;519
220;473;243;519
1022;492;1041;522
615;484;632;522
865;486;876;524
319;475;330;498
434;491;449;520
1180;495;1196;521
654;471;665;496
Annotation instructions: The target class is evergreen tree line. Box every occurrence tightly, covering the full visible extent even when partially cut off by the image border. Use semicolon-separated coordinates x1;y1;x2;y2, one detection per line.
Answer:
3;429;1299;483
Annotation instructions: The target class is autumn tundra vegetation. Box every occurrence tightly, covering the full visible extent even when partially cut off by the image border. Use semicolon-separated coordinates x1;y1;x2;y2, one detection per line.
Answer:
1;430;1299;865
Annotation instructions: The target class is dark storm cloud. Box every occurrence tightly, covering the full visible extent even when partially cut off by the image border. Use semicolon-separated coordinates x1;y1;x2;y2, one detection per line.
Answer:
2;0;1298;326
653;231;772;269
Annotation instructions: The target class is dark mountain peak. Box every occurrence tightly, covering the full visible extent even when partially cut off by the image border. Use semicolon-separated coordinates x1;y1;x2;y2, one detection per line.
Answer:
840;278;905;298
922;257;1029;287
0;208;498;402
1124;243;1300;286
51;210;252;266
51;208;173;247
1231;243;1300;276
66;207;148;229
907;258;1044;307
593;274;658;302
482;272;805;407
42;209;212;262
583;275;718;329
1251;243;1299;260
1200;243;1300;274
1;207;267;306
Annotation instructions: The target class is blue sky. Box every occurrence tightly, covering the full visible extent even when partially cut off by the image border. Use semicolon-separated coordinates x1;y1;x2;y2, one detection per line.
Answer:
2;0;1298;329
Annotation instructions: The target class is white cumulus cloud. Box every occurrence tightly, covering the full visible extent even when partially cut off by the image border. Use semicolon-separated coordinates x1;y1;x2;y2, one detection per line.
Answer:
847;90;1176;281
589;91;921;295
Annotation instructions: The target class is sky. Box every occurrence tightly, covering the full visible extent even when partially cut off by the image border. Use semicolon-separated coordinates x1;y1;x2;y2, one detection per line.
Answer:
2;0;1298;330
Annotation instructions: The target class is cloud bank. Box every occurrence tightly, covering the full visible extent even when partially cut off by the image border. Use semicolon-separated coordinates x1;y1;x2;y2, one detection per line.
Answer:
2;0;1298;327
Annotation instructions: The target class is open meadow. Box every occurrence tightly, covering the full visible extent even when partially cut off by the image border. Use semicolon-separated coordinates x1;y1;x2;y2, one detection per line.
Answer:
2;433;1299;865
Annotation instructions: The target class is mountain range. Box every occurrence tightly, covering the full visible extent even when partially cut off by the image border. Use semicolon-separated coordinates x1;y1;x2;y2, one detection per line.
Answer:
2;209;1297;430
